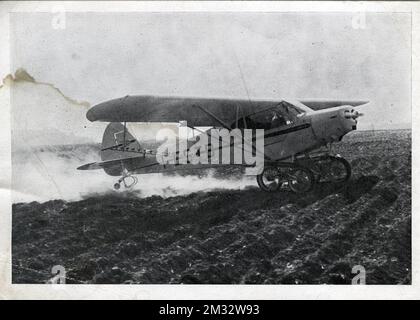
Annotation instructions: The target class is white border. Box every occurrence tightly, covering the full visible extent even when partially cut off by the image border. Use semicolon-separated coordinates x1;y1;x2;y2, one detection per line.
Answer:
0;1;419;300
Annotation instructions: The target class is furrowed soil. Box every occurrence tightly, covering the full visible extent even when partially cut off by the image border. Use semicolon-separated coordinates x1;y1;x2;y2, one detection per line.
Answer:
12;130;411;284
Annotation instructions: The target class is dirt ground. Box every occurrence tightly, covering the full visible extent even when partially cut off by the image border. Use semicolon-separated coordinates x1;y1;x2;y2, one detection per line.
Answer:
12;130;411;284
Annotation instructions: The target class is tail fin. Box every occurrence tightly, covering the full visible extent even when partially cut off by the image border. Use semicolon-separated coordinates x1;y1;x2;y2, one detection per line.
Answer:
101;122;142;161
99;122;142;176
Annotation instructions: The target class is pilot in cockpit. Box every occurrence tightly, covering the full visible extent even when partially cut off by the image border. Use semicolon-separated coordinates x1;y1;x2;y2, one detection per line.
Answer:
270;111;287;128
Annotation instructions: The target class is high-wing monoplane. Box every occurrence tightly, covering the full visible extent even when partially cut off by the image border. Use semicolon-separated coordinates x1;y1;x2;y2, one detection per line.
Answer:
78;96;368;193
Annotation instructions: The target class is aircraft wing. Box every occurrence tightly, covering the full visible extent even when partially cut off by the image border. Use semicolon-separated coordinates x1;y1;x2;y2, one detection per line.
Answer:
86;95;280;127
299;100;369;110
86;95;369;126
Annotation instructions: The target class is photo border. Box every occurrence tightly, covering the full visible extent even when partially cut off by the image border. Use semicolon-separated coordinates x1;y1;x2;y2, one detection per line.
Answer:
0;1;418;299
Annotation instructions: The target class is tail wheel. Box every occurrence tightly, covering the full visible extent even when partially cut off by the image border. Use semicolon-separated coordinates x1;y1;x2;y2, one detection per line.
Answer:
114;174;138;190
256;166;282;192
288;166;315;194
325;156;351;183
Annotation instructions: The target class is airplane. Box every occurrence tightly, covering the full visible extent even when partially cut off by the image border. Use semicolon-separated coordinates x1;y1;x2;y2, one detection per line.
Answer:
77;95;367;193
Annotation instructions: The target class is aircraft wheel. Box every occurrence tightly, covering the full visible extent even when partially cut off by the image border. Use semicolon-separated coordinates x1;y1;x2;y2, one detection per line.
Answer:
295;158;322;184
325;156;351;183
114;183;121;190
305;156;351;184
288;166;315;194
256;166;283;192
308;163;322;184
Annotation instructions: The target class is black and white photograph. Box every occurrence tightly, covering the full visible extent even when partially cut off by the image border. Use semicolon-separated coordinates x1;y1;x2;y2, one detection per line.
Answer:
0;1;418;300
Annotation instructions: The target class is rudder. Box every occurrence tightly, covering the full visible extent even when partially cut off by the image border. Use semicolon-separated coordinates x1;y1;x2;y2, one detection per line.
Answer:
101;122;142;176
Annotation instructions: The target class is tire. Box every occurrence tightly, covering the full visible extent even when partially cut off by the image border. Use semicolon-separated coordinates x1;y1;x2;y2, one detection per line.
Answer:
287;165;315;194
256;166;282;192
327;156;351;183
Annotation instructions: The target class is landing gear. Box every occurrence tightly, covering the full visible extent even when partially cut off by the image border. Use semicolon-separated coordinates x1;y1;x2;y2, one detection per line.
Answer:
323;156;351;183
113;169;138;190
288;167;315;193
257;164;315;193
256;154;351;193
256;166;283;192
297;154;351;184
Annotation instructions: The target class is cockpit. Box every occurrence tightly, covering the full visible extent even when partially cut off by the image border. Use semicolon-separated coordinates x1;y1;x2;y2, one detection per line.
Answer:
232;101;304;130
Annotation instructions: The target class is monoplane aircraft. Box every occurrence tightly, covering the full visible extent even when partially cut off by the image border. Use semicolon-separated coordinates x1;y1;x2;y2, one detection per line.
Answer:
78;96;367;193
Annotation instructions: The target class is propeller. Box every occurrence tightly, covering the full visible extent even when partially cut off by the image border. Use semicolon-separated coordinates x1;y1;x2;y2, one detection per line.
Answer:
344;109;364;120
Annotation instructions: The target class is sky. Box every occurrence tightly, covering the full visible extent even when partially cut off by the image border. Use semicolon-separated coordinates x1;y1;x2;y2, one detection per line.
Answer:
8;12;412;130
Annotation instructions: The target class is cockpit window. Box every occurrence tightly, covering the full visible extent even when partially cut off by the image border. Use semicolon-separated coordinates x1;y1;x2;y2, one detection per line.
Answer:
280;101;302;118
233;101;301;130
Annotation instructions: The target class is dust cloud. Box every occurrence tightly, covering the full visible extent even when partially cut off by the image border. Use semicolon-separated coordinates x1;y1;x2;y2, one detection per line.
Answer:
12;145;256;203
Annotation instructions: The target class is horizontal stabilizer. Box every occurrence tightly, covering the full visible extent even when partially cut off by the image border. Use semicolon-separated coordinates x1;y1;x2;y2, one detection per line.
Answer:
77;156;159;176
77;162;104;170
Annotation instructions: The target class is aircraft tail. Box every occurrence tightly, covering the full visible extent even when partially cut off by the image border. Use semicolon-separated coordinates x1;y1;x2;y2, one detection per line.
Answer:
99;122;143;176
101;122;142;161
77;122;158;176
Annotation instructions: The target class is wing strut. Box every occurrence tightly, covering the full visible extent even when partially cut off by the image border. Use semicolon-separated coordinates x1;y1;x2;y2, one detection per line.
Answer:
191;104;270;162
123;121;127;151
